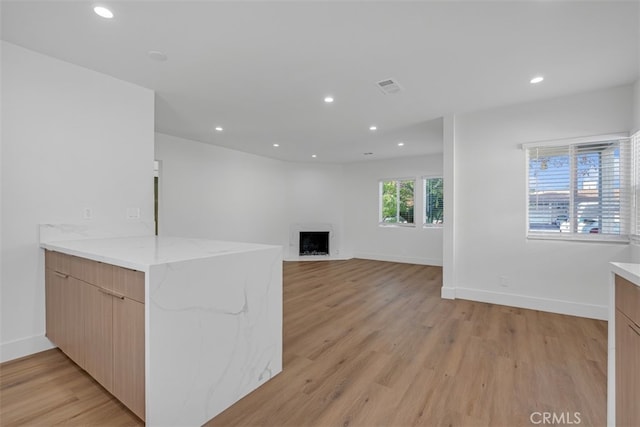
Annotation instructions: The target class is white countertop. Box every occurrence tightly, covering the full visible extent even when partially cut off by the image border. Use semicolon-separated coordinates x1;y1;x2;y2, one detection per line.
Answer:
41;236;280;271
610;262;640;287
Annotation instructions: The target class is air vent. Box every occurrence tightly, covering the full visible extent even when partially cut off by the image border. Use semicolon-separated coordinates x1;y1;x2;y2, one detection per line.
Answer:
376;78;402;95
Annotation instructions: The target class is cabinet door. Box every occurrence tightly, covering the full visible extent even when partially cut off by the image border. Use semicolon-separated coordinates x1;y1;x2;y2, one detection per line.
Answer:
83;283;113;391
113;297;145;421
46;270;84;367
63;277;85;368
45;268;64;346
616;310;640;426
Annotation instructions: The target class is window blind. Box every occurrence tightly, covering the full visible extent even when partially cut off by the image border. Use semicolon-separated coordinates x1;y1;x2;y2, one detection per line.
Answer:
526;137;631;241
424;177;443;226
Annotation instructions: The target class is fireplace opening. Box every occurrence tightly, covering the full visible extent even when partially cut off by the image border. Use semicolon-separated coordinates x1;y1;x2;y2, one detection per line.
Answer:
299;231;329;256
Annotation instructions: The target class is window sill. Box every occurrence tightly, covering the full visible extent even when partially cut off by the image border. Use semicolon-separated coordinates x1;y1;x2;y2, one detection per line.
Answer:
378;223;416;228
527;233;630;244
423;224;443;229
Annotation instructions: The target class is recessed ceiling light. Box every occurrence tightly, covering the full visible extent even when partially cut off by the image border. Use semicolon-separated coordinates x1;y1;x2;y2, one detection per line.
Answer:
398;142;405;147
273;144;280;147
148;50;168;61
312;154;317;158
369;126;377;131
93;6;113;19
324;96;334;103
530;76;544;84
215;126;223;132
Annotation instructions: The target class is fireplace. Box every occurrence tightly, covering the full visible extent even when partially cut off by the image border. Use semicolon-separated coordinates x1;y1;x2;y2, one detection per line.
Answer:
299;231;329;256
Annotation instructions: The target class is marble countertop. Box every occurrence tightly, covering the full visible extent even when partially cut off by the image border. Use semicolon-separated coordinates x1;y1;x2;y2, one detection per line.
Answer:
610;262;640;287
41;236;280;271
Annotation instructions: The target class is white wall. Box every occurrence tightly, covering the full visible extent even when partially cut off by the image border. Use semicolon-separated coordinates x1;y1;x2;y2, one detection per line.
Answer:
284;162;347;259
344;155;444;266
447;85;633;320
633;79;640;134
155;133;288;248
1;42;155;361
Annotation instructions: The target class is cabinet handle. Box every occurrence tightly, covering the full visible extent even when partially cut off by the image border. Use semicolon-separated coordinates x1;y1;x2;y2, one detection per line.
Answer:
54;271;68;279
97;287;125;300
629;323;640;337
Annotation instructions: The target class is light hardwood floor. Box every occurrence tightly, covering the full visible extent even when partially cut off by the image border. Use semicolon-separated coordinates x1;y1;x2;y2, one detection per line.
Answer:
1;259;608;426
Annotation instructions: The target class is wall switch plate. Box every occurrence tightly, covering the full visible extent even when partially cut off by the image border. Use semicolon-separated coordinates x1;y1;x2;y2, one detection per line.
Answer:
82;207;93;220
126;207;140;219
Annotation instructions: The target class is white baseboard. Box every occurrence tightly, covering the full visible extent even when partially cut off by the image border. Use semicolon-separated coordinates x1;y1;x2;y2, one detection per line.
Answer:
448;287;608;320
441;287;456;299
1;335;55;363
353;252;443;267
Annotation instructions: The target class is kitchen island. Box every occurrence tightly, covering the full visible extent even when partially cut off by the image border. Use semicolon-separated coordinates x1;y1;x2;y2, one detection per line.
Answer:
40;234;282;426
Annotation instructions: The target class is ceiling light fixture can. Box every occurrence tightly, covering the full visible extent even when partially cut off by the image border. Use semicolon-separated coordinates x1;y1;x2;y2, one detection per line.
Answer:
324;96;334;103
312;154;317;158
398;142;404;146
215;126;223;132
369;126;377;131
530;76;544;84
93;6;114;19
273;144;279;147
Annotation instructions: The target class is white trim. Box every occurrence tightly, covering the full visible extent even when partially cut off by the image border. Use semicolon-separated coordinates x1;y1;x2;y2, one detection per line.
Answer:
451;287;608;320
379;177;417;225
353;252;442;267
378;223;416;228
520;132;629;150
441;287;456;299
422;175;444;227
526;234;630;244
0;335;55;363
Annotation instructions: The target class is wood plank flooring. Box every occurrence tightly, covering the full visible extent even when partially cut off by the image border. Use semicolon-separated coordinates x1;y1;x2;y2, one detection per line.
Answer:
1;259;608;426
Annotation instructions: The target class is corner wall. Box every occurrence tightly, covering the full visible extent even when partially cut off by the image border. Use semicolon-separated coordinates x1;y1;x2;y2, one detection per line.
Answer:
284;162;348;260
1;42;155;361
447;85;633;320
344;154;444;266
633;79;640;134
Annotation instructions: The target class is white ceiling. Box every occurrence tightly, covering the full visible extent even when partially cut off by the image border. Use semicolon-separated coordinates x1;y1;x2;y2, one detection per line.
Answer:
1;1;638;163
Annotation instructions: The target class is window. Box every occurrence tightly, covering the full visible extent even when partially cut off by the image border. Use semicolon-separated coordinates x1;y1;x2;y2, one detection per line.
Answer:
423;177;443;226
380;179;415;225
525;136;631;241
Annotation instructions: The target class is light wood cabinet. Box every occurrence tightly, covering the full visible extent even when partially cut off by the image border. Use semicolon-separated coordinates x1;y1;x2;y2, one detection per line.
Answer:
44;265;84;368
83;281;114;391
113;296;145;419
45;250;145;421
615;275;640;427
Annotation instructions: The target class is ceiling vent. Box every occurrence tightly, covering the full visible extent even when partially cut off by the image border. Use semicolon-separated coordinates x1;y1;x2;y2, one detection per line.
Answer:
376;78;402;95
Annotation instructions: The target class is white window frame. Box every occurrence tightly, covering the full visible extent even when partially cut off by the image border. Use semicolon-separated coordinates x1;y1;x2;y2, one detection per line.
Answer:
379;177;416;227
422;176;443;228
523;133;631;243
631;131;640;243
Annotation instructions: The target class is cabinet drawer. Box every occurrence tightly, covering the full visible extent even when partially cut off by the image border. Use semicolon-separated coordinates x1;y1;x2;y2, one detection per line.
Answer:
114;267;144;304
45;250;71;274
616;275;640;326
71;256;97;284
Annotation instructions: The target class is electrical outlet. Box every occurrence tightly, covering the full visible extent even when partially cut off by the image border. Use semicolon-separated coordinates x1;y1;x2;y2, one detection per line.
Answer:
499;276;509;287
126;207;140;220
82;207;93;220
